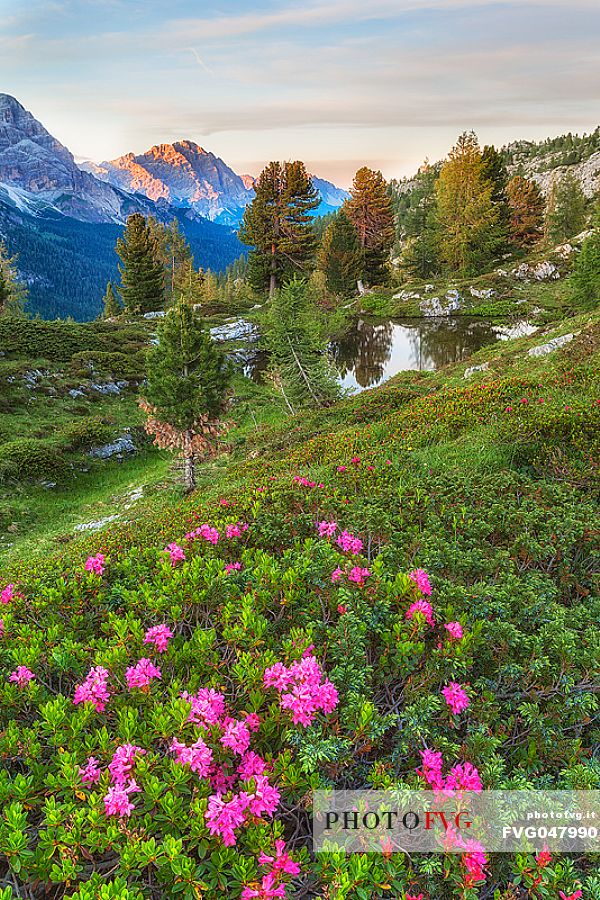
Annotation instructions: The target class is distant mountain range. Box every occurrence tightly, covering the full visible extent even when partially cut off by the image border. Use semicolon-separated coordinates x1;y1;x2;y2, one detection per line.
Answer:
82;142;349;226
0;94;348;319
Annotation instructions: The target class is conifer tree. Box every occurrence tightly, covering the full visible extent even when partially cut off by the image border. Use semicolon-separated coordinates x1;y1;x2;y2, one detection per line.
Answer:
0;241;27;317
116;213;165;314
545;172;587;243
571;216;600;309
148;218;204;305
434;132;503;275
142;298;230;492
317;212;362;296
264;277;340;413
101;282;121;318
506;176;545;247
239;161;319;296
344;167;395;286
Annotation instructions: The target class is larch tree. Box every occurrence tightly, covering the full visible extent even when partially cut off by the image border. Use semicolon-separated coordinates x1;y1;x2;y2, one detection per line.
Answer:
571;213;600;309
0;241;27;317
101;282;122;318
506;176;545;247
317;212;363;296
344;167;395;286
264;277;340;413
116;213;165;314
239;161;319;296
434;132;503;276
142;298;230;492
545;172;587;243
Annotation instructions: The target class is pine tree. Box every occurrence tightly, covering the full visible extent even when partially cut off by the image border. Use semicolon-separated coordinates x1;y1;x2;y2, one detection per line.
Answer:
506;176;545;247
116;213;165;314
239;161;319;296
101;282;121;318
481;144;510;238
0;241;27;317
142;298;230;492
571;221;600;309
264;277;340;413
545;172;587;243
344;167;395;286
317;212;362;296
435;132;503;276
148;218;204;305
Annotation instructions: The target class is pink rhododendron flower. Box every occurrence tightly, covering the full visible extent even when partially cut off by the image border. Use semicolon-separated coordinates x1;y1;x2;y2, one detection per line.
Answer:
143;623;173;653
244;712;261;732
225;522;249;538
79;756;102;785
265;654;339;727
237;751;266;780
417;748;445;791
442;682;470;715
0;619;4;638
559;892;583;900
186;524;220;544
73;665;111;711
170;737;213;777
108;744;146;787
220;718;251;756
84;553;105;576
405;894;424;900
336;465;347;472
182;687;226;727
1;583;22;605
445;762;483;793
351;456;361;464
293;476;317;487
205;792;250;846
165;542;185;565
406;599;435;627
318;520;338;537
336;530;363;554
331;567;343;583
444;621;463;640
225;562;242;573
461;840;488;885
246;773;280;817
103;779;141;818
347;566;371;586
337;604;347;614
125;657;161;690
9;666;35;687
409;568;432;596
258;840;301;877
536;846;552;867
242;875;286;899
210;767;237;794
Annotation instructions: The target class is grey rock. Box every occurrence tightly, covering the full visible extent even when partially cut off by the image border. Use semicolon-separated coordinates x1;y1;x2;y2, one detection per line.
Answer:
89;435;136;459
142;310;165;319
90;381;127;395
420;292;463;316
74;514;120;533
464;362;490;379
210;319;259;342
528;333;575;357
469;287;495;300
68;388;86;399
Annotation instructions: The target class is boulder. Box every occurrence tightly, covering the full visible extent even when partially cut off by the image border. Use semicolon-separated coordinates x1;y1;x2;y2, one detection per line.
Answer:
89;434;136;460
527;333;575;358
464;362;490;379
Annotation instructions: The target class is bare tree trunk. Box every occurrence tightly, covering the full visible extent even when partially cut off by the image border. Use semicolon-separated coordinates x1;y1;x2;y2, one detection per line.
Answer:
183;429;196;493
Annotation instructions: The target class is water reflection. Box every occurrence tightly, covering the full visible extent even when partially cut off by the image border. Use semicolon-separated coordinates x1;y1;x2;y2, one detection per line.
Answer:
242;316;537;393
334;317;536;393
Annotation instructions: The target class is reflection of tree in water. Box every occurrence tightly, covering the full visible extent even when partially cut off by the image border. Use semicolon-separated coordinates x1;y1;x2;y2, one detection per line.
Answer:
408;319;498;370
332;319;395;388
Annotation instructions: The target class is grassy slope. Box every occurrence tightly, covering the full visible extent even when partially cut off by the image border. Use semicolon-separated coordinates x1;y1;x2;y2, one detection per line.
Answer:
0;308;598;898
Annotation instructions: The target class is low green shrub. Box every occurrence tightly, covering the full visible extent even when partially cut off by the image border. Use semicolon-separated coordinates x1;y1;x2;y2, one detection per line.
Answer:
0;439;69;484
61;417;114;451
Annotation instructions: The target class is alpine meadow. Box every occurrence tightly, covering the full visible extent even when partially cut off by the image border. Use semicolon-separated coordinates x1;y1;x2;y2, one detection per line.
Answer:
0;3;599;900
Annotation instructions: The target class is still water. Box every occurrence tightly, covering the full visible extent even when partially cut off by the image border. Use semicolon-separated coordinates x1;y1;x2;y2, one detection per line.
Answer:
331;317;536;393
238;316;537;393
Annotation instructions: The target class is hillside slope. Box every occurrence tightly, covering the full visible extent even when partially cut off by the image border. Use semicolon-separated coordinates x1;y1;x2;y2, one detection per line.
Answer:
0;309;598;898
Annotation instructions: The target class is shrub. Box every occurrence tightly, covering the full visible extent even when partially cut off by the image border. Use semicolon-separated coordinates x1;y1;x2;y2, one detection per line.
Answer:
61;417;114;451
0;439;69;484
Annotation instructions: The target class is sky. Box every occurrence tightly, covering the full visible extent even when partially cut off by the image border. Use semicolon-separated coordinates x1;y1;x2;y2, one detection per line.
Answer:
0;0;599;187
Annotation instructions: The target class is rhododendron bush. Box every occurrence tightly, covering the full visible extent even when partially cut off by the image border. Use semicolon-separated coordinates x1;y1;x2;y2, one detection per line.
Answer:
0;445;597;900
